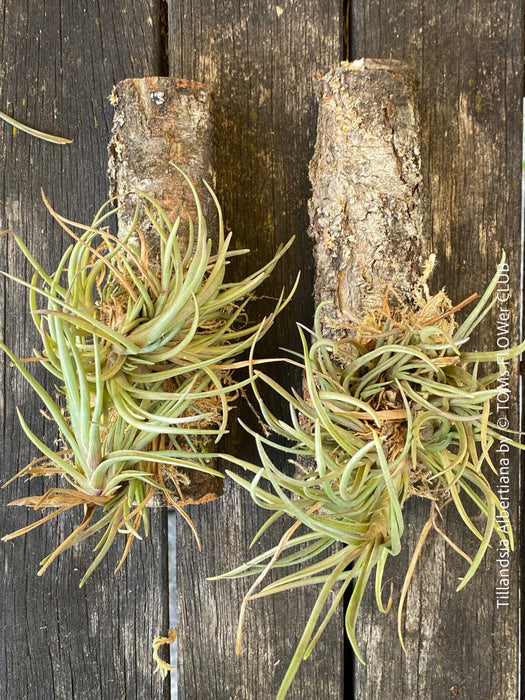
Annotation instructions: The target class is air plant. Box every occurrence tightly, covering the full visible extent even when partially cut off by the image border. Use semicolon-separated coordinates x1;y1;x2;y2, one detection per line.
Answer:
1;168;296;584
218;256;523;698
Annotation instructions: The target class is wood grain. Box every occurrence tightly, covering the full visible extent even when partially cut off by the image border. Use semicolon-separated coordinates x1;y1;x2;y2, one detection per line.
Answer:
169;2;344;698
0;3;170;698
349;2;523;698
1;2;521;699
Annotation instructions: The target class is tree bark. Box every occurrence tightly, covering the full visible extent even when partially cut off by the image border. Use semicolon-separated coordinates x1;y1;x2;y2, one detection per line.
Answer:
108;76;216;258
309;59;426;338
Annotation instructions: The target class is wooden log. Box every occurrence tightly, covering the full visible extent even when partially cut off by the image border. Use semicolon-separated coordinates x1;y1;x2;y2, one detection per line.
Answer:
307;57;428;692
349;4;523;699
108;76;222;505
309;59;425;337
108;76;216;260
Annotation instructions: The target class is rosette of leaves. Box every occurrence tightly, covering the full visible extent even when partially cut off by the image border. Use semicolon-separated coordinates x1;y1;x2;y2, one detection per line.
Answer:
218;257;523;698
1;170;296;584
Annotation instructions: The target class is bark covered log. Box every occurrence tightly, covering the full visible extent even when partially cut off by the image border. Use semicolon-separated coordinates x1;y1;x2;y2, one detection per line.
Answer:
108;76;216;258
309;59;426;337
108;76;221;505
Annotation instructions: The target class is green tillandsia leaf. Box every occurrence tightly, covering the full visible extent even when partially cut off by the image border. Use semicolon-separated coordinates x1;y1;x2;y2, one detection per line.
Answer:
15;408;92;492
140;294;201;362
190;231;232;310
343;543;378;664
301;337;379;456
43;196;142;304
0;108;73;144
238;414;316;459
211;532;330;581
223;468;285;510
88;336;105;456
251;545;361;596
0;340;80;456
107;387;220;437
124;373;254;403
93;450;223;484
160;216;184;297
48;313;89;456
374;546;393;614
4;272;137;353
313;420;352;509
127;185;210;347
453;252;505;343
254;449;352;544
460;339;525;363
12;233;62;290
78;512;122;587
372;433;404;556
455;473;498;591
275;549;358;700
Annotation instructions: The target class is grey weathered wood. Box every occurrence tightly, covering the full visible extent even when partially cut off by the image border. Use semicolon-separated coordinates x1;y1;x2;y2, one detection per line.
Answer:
108;75;222;505
170;2;344;698
2;3;520;699
0;3;170;698
309;59;425;338
349;3;523;699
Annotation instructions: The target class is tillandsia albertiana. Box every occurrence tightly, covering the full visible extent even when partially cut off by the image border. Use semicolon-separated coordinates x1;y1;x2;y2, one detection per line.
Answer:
0;169;297;585
217;255;523;699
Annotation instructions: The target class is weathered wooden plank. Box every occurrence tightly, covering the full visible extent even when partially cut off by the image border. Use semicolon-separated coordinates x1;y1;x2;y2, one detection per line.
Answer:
170;2;343;698
349;2;523;698
0;3;170;698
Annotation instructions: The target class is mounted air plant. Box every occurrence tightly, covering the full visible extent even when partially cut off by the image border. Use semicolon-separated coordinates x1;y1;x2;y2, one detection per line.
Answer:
1;169;296;584
219;256;523;699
